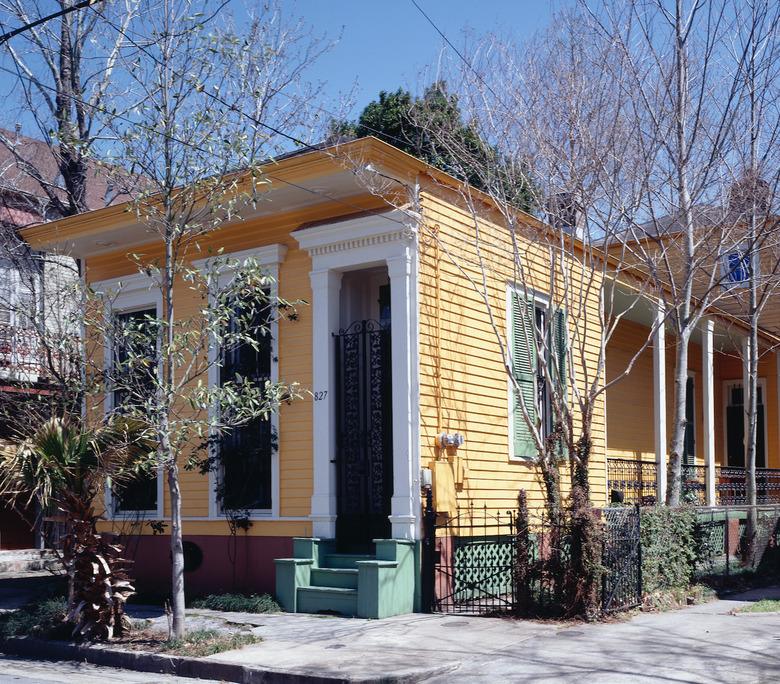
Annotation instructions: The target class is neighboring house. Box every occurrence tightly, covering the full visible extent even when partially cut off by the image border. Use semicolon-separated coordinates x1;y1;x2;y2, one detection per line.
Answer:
21;137;780;616
0;127;116;550
605;199;780;505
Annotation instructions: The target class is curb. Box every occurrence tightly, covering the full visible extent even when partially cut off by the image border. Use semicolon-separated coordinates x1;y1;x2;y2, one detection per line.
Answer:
0;636;457;683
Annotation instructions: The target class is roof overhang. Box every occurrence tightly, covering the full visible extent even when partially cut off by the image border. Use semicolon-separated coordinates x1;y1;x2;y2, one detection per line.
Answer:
20;138;438;259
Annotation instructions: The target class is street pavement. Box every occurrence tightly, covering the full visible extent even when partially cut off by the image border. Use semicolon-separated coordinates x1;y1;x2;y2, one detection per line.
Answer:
1;572;780;683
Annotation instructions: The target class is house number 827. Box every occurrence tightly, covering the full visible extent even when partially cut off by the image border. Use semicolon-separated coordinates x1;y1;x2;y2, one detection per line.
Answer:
314;391;328;401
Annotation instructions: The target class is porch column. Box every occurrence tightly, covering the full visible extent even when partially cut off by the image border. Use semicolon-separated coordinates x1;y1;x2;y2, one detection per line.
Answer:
387;251;419;540
309;268;342;538
653;303;667;503
702;319;716;506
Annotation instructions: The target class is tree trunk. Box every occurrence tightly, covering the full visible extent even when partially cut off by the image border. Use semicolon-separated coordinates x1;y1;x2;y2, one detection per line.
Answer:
666;0;696;507
165;439;186;639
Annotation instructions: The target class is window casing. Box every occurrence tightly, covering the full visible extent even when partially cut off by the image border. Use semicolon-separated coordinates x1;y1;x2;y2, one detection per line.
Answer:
95;273;164;519
197;245;285;519
509;288;567;461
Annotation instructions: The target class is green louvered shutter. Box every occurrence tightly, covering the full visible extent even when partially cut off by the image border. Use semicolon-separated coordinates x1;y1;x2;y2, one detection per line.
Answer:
552;308;567;393
552;307;567;458
512;292;537;459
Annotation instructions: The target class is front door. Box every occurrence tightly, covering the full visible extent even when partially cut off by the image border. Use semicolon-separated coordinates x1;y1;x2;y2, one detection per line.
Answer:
334;315;393;553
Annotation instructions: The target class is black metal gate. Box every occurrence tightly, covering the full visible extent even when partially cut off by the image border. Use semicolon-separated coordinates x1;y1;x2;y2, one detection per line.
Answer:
601;506;642;612
334;320;393;553
422;491;519;614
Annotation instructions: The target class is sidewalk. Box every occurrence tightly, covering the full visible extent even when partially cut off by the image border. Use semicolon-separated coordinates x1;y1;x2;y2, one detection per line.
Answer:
2;573;780;683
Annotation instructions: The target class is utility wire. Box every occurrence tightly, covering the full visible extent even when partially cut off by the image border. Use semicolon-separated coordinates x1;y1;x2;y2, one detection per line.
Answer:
2;7;418;226
0;0;106;45
409;0;501;102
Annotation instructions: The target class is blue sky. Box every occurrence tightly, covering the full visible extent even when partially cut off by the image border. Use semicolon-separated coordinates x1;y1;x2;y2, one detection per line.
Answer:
281;0;564;117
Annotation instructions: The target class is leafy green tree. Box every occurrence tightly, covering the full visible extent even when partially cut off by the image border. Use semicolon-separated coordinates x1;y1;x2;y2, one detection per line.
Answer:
335;82;535;212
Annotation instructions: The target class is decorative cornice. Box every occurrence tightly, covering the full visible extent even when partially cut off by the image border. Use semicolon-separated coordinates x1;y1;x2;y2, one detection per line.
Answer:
305;227;416;257
295;209;418;258
191;243;287;272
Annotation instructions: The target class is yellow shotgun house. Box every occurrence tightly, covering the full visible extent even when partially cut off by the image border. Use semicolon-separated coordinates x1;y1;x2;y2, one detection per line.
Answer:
17;136;652;617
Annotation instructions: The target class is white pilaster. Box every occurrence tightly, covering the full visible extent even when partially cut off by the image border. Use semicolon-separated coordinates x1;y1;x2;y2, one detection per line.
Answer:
387;251;419;540
653;304;667;502
702;319;715;506
309;268;343;538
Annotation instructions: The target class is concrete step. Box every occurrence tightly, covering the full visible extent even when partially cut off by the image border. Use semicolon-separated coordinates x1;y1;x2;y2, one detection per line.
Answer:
0;550;57;574
323;553;374;569
310;567;358;589
297;585;358;616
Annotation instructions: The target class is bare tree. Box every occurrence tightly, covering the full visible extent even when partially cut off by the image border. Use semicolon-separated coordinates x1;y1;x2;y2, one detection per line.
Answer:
719;0;780;561
94;0;337;639
0;0;139;216
403;10;668;513
573;0;780;506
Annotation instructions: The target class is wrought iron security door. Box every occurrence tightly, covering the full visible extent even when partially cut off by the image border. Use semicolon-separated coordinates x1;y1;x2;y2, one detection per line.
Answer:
334;319;393;552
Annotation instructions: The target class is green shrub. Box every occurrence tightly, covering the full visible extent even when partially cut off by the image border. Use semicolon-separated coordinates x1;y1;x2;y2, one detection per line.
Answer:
0;597;69;640
641;505;697;593
190;592;280;613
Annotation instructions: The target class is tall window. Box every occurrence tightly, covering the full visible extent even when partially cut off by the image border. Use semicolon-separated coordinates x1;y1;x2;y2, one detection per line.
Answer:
0;264;39;375
725;381;765;469
510;291;566;460
218;294;273;511
683;375;696;466
111;307;159;514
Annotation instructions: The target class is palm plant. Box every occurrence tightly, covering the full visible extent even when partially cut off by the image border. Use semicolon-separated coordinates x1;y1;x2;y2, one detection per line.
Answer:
0;415;154;640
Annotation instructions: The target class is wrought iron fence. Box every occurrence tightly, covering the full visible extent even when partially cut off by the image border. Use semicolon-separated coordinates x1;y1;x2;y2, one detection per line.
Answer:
715;467;780;506
607;458;780;507
422;492;518;614
606;458;658;505
682;464;708;505
695;505;780;581
601;506;642;612
421;491;643;616
0;324;46;377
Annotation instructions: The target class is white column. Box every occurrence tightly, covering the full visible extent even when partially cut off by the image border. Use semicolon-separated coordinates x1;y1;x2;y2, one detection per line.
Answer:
742;337;751;469
653;303;667;503
309;269;342;538
702;319;716;506
387;251;418;540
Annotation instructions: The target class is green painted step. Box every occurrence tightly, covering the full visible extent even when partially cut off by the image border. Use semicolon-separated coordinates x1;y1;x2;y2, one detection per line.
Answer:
323;553;373;569
297;585;358;616
310;567;358;589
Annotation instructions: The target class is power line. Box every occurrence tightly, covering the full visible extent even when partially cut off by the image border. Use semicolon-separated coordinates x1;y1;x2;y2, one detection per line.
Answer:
0;0;106;46
409;0;501;102
1;6;416;226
